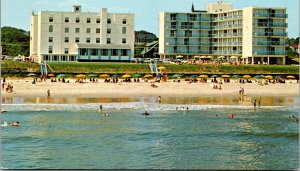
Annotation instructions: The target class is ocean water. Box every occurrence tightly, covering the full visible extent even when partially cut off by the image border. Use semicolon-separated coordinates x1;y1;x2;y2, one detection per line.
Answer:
1;100;299;170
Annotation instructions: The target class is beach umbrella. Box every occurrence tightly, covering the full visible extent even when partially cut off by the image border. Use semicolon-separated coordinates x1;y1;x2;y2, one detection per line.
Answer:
200;56;207;59
274;75;283;79
206;56;213;58
218;56;225;59
88;73;98;78
286;75;295;79
27;73;36;77
176;55;183;59
144;74;154;78
189;75;199;78
132;73;142;78
254;75;264;79
76;74;86;78
199;75;208;78
194;56;200;58
230;56;238;59
264;75;273;79
242;75;251;79
171;74;182;78
99;74;109;78
210;75;219;78
292;58;299;62
112;74;120;78
232;75;241;78
48;73;55;77
221;75;231;78
158;66;166;70
122;74;132;78
57;74;67;78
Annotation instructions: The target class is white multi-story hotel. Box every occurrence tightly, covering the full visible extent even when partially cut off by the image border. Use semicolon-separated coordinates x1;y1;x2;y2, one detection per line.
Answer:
30;5;134;62
159;1;287;64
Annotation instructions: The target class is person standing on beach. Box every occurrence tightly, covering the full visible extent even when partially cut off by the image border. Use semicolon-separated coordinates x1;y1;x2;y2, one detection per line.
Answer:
258;100;261;107
158;96;161;104
47;89;50;97
254;99;257;108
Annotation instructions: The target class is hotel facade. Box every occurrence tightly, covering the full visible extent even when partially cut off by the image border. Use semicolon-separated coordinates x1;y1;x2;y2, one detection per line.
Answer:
159;2;288;64
30;6;134;62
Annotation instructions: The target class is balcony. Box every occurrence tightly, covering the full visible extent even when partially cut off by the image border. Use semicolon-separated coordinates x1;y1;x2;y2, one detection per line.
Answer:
213;33;243;37
253;32;287;36
165;25;212;30
253;41;285;46
166;42;212;46
212;42;242;46
253;22;287;27
165;33;212;37
165;17;212;21
252;51;286;55
168;50;211;54
212;50;242;54
253;13;288;18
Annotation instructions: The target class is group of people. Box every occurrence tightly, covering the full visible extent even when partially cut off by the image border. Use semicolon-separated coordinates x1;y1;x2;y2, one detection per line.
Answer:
213;84;222;90
2;82;14;93
239;87;245;95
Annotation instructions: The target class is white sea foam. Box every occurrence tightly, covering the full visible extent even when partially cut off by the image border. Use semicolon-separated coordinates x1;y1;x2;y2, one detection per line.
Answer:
1;102;291;112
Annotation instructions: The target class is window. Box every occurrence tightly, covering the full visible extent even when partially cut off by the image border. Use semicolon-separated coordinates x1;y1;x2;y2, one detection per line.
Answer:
96;38;100;43
48;45;53;54
107;38;111;44
96;18;100;23
76;17;80;23
65;17;69;23
122;27;126;34
101;49;108;56
49;37;53;43
64;48;69;54
96;28;100;33
86;28;91;33
86;38;90;43
86;18;91;23
112;49;118;56
121;49;127;56
75;28;80;33
122;38;126;44
122;19;127;24
49;16;53;22
91;49;98;56
65;37;69;43
80;49;88;56
107;28;111;34
49;25;53;32
75;37;80;43
107;19;111;24
65;27;69;33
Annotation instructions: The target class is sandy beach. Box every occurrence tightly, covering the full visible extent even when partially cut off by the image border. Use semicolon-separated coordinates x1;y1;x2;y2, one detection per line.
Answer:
1;78;299;98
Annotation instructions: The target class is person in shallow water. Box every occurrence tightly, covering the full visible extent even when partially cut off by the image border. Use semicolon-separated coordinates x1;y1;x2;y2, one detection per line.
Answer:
142;111;149;116
10;121;20;126
228;114;234;119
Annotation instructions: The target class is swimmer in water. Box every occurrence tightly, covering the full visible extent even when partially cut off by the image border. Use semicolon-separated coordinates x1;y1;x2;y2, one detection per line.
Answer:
103;113;109;116
142;111;149;116
228;114;234;119
10;121;20;126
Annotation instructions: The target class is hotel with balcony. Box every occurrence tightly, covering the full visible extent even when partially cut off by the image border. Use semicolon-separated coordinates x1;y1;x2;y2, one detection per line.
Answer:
159;1;288;64
30;6;134;62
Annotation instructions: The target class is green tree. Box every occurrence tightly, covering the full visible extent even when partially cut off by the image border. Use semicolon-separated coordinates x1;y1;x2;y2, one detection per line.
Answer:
1;26;30;56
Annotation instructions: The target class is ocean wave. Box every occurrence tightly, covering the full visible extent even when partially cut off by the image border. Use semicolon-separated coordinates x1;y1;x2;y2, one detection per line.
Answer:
1;102;293;112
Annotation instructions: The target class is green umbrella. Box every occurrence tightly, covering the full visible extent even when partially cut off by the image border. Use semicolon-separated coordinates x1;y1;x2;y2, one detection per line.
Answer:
210;75;219;78
57;74;67;78
232;75;241;78
88;74;98;78
254;75;264;79
171;74;182;78
132;74;142;78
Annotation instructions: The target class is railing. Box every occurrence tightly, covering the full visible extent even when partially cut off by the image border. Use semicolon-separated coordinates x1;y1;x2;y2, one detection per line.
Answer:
166;42;212;46
253;32;287;36
165;33;212;37
165;25;212;29
213;15;243;21
253;41;285;46
212;33;242;37
252;51;286;55
212;50;242;54
211;42;242;46
212;24;243;29
165;17;212;21
253;13;288;18
169;50;211;54
253;22;287;27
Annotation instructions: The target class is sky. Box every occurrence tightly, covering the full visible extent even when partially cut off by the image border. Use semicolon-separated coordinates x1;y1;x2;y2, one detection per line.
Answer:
1;0;299;38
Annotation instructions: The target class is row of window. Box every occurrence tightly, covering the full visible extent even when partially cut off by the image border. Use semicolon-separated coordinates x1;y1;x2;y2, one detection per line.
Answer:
49;16;127;24
48;37;127;44
48;47;128;56
80;49;128;56
48;25;127;34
